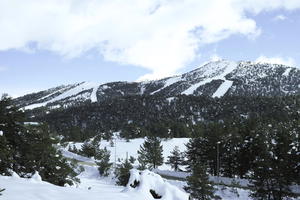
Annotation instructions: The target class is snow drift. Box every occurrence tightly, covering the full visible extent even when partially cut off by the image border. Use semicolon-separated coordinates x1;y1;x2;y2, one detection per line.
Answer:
125;169;189;200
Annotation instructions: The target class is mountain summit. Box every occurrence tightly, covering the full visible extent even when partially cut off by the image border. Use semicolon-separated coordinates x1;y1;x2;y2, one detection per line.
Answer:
15;60;300;110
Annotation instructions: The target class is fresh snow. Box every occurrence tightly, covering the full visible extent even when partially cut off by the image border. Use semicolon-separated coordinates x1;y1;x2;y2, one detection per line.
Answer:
25;82;100;109
2;136;299;200
181;60;237;96
0;166;255;200
283;68;292;76
65;137;190;170
90;84;99;103
0;166;189;200
212;80;233;98
151;76;181;95
181;78;212;95
126;169;189;200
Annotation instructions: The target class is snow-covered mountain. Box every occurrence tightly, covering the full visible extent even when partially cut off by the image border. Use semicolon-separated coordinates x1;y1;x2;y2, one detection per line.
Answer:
15;60;300;110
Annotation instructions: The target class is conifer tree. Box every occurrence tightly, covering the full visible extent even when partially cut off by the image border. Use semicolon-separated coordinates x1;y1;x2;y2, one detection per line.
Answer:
80;141;98;158
96;147;112;176
166;146;183;171
0;95;79;186
115;158;133;186
250;122;298;200
129;156;136;164
184;164;220;200
137;136;163;169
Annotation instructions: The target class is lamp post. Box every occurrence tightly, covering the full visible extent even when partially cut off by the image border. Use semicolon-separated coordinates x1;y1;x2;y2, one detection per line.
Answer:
216;141;221;177
114;136;117;170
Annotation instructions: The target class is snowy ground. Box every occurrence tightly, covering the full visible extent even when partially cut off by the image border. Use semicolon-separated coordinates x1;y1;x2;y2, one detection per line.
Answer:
1;137;298;199
63;137;190;170
0;165;252;200
0;166;146;200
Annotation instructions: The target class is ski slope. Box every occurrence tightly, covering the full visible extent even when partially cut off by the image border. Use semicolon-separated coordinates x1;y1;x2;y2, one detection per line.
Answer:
181;60;237;96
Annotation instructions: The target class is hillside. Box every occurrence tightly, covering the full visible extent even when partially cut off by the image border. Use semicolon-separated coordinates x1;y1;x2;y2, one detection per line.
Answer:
11;60;300;141
15;60;300;110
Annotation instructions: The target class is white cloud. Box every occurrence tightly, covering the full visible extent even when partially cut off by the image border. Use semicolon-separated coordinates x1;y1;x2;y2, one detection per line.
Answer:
0;0;300;79
210;54;223;62
255;55;296;66
273;14;287;21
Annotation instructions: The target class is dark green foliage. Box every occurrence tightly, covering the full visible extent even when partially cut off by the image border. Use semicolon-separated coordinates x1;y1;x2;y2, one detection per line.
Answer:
166;146;184;171
184;164;220;200
80;141;98;158
0;95;79;186
250;122;299;200
185;118;300;199
0;188;5;196
137;136;163;169
0;134;12;175
29;95;300;141
68;144;79;154
129;156;136;164
96;147;112;176
115;159;133;186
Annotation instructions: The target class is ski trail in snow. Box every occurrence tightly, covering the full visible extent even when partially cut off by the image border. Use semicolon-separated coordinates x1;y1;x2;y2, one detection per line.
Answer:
181;60;237;96
212;80;233;98
90;85;99;102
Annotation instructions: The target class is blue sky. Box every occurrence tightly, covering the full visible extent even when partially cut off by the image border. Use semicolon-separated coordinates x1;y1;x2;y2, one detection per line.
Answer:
0;0;300;97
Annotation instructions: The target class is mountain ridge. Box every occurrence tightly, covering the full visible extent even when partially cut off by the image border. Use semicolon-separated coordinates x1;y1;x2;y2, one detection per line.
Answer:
15;59;300;110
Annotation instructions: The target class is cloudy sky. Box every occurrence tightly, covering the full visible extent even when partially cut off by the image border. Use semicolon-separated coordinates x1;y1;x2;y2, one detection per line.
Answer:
1;0;300;97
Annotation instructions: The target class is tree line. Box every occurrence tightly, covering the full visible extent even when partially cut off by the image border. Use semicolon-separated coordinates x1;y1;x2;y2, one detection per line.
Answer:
0;95;79;186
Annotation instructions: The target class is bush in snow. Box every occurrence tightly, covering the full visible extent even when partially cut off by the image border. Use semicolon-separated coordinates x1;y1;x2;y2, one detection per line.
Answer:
126;169;189;200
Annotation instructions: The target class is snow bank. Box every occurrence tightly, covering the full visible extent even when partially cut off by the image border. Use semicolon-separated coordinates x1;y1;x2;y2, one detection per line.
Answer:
31;171;42;182
126;169;189;200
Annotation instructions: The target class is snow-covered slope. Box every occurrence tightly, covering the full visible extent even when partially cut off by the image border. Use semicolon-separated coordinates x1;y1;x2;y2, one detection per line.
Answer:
15;60;300;110
0;167;188;200
63;137;190;170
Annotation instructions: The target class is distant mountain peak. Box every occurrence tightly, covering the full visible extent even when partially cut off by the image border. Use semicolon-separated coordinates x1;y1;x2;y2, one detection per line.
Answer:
15;60;300;110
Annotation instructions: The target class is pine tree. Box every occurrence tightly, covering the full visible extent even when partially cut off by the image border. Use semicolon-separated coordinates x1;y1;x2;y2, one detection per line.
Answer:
0;96;79;186
250;122;299;200
115;159;133;186
184;164;220;200
129;156;136;164
96;147;112;176
80;141;98;158
0;134;12;175
166;146;183;171
137;136;163;169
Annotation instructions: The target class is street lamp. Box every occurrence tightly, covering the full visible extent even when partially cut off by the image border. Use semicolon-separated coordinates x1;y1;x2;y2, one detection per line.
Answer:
216;141;221;177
